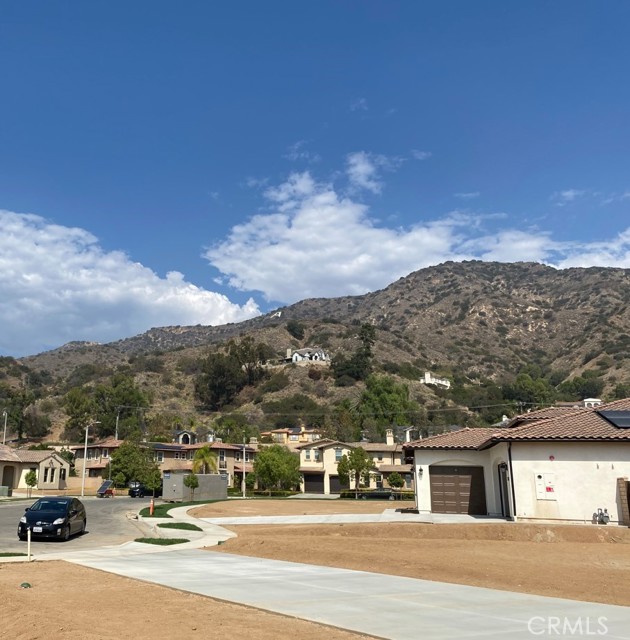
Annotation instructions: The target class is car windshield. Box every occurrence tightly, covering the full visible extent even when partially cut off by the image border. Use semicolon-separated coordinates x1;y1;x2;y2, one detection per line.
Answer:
30;500;68;512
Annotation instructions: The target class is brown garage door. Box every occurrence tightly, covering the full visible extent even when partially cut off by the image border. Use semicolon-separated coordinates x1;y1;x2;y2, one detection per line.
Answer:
303;473;325;493
429;466;487;515
329;475;349;494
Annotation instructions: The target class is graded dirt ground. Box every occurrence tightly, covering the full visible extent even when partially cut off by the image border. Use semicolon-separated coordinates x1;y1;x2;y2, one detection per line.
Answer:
0;561;370;640
192;498;630;606
3;498;629;640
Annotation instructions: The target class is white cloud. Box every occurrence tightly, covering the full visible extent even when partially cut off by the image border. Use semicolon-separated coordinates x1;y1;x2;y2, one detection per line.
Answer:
244;176;269;189
454;192;480;200
0;210;260;356
345;151;404;194
350;98;368;112
283;140;321;164
411;150;432;161
206;170;630;306
551;189;587;206
602;191;630;205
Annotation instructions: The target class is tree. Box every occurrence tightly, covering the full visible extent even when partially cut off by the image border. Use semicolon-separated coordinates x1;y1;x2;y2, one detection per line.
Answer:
192;445;218;474
387;471;405;495
144;466;163;497
183;472;199;501
332;323;377;384
25;469;37;497
286;319;305;340
109;441;159;487
358;375;420;435
62;387;96;441
337;447;375;499
195;352;247;410
23;406;51;438
253;445;300;494
228;336;274;386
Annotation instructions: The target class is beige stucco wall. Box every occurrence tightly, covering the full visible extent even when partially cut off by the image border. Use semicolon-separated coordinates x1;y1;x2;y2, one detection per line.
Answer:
510;442;630;523
413;447;508;517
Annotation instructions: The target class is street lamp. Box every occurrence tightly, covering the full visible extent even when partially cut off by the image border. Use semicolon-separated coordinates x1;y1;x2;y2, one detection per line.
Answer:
242;438;247;499
80;421;101;498
2;410;7;446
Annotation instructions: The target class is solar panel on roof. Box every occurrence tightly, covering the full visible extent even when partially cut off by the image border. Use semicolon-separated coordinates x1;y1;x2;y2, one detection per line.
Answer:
597;410;630;428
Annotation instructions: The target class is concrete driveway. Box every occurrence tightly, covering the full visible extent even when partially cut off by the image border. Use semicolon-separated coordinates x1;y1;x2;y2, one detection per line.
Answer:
66;547;630;640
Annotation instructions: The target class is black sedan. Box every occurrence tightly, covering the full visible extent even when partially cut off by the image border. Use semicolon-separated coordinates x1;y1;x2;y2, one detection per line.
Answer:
18;497;87;541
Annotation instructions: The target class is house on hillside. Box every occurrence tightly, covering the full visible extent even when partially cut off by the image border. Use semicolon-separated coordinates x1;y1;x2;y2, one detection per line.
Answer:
403;399;630;524
297;430;414;495
285;348;330;364
419;371;451;389
0;445;70;494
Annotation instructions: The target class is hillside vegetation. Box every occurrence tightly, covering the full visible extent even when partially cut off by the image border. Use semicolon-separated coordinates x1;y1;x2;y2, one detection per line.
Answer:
3;261;630;445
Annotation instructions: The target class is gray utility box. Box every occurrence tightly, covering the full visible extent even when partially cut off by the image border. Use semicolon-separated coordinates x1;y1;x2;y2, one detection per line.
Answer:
0;486;11;497
162;473;227;503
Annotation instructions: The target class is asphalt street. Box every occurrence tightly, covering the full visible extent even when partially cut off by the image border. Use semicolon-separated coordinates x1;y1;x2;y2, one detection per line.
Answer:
0;496;151;554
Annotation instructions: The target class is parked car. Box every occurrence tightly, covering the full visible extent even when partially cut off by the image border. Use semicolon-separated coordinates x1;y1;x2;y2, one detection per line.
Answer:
18;497;86;541
128;481;162;498
360;488;396;500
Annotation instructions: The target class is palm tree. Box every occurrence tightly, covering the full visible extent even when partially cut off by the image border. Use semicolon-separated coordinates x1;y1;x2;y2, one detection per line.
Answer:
192;445;218;475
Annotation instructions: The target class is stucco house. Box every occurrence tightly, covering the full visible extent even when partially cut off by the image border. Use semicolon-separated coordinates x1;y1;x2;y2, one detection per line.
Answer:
0;445;70;494
298;430;414;494
404;399;630;524
285;348;330;364
72;438;255;491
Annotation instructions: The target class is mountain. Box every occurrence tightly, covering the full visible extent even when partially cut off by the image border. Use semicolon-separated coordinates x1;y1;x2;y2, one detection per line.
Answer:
12;261;630;443
23;260;630;383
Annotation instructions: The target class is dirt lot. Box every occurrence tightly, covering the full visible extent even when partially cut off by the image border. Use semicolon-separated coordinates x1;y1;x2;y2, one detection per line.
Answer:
0;561;370;640
2;498;629;639
192;499;630;606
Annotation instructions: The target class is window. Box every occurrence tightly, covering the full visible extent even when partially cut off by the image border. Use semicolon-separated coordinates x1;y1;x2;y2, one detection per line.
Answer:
60;468;67;481
43;467;49;482
189;451;194;460
219;450;226;468
155;451;164;463
102;449;109;458
87;449;94;460
334;448;343;463
377;454;383;462
50;468;55;483
289;435;299;441
305;450;311;461
314;450;320;462
174;452;180;460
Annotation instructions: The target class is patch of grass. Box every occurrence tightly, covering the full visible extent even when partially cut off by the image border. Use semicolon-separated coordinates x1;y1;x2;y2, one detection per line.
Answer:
139;499;222;518
134;537;189;546
0;552;28;557
157;522;202;532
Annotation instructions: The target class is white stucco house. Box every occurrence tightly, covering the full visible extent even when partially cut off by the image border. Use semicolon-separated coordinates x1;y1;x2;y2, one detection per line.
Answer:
403;400;630;525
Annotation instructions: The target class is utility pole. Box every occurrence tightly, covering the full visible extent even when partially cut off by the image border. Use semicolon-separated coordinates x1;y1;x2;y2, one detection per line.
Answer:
2;410;7;446
80;421;100;497
242;438;247;499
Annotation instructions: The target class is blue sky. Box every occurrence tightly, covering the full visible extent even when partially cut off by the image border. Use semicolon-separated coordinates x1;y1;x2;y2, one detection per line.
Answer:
2;2;630;357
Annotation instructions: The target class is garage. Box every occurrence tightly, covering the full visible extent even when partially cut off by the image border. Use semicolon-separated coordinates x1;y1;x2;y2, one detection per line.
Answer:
329;475;349;494
429;466;487;515
303;472;325;494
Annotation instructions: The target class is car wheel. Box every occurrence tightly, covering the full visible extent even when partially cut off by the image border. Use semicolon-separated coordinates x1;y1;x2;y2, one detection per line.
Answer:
18;534;26;541
80;519;86;535
62;526;70;541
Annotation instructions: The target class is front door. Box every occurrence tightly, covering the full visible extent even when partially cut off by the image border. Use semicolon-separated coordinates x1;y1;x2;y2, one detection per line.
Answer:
2;465;15;489
498;464;512;518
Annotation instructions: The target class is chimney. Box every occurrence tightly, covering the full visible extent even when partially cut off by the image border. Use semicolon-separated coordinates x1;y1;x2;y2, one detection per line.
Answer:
249;437;258;445
286;348;292;358
386;429;394;446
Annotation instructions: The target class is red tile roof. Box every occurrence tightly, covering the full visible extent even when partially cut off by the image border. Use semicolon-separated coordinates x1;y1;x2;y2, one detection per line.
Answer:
405;398;630;450
406;428;500;450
